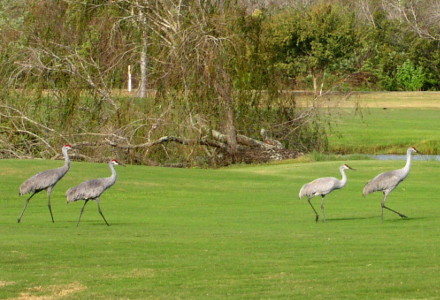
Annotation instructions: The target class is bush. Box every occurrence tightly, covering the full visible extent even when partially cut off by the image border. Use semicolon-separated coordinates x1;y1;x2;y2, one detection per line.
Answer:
395;60;426;91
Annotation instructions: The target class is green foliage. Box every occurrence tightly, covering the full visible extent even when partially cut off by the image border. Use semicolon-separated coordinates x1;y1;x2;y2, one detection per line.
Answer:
408;38;440;90
1;0;440;93
265;3;358;89
357;8;439;91
1;0;440;166
395;60;426;91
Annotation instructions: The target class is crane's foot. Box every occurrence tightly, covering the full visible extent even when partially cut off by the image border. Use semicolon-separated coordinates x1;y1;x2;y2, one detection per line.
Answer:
315;215;319;223
399;214;408;219
17;218;21;223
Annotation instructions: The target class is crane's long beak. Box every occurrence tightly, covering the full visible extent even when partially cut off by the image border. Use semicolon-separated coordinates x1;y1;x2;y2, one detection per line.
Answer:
345;164;356;170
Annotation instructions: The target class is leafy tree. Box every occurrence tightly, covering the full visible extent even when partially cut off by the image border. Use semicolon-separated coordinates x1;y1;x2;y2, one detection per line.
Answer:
357;8;407;90
407;37;440;90
265;3;358;94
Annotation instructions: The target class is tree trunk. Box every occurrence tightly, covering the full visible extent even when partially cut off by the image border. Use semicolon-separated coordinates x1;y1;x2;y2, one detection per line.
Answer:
225;102;238;156
214;72;238;157
137;6;148;98
312;70;318;96
312;68;325;96
138;36;148;98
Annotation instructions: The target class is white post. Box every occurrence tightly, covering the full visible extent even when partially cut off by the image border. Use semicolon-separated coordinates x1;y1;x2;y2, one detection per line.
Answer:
128;65;132;92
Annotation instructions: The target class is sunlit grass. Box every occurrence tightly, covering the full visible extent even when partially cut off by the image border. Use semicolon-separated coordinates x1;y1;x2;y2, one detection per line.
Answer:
1;159;440;299
294;91;440;109
328;107;440;154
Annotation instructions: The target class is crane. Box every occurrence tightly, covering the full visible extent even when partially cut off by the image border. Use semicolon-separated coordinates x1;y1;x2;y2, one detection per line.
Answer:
18;144;73;223
363;146;418;221
299;164;355;222
66;159;125;226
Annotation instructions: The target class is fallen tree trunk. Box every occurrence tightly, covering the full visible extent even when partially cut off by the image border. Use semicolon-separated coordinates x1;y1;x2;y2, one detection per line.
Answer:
69;128;301;166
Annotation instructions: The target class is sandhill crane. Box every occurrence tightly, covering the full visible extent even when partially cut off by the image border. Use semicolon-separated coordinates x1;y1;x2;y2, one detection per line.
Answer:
299;164;355;222
66;159;125;226
18;144;73;223
363;146;418;221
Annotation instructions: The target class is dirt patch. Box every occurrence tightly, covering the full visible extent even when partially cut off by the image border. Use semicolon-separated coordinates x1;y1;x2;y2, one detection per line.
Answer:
0;281;15;288
11;282;86;300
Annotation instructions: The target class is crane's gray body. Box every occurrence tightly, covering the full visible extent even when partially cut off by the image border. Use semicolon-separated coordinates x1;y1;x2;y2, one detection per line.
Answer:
67;175;116;202
363;169;408;197
299;176;345;199
19;164;70;196
299;164;353;222
363;147;417;221
67;160;121;226
17;145;72;223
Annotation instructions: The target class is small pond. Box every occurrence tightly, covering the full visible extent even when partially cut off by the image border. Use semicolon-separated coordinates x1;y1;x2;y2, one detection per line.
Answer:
371;154;440;161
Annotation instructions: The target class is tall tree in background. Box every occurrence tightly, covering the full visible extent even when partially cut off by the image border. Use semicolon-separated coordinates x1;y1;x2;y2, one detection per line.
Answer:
266;3;358;94
122;0;150;98
384;0;440;41
146;1;241;156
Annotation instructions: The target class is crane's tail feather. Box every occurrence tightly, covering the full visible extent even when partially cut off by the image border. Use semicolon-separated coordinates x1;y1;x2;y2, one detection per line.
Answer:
298;184;308;200
66;187;79;203
362;182;375;197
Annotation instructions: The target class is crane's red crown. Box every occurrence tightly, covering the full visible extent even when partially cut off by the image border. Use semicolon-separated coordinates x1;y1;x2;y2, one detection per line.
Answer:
64;144;72;148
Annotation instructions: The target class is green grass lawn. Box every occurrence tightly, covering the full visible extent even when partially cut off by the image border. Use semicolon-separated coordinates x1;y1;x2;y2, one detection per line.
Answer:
1;159;440;299
328;107;440;154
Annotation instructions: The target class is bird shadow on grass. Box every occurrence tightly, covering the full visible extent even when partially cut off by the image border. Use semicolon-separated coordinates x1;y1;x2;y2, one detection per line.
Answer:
325;216;379;222
65;220;148;226
63;220;111;226
326;216;429;222
386;216;428;222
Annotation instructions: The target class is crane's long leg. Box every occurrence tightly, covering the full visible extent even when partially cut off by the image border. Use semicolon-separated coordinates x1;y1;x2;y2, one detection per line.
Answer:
307;198;319;223
77;200;89;227
17;192;37;223
96;198;110;226
321;196;326;223
383;205;408;219
47;187;55;223
381;193;408;221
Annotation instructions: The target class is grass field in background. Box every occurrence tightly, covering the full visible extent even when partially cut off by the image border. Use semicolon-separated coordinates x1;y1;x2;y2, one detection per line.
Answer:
295;91;440;109
323;91;440;154
1;159;440;299
328;108;440;154
350;91;440;109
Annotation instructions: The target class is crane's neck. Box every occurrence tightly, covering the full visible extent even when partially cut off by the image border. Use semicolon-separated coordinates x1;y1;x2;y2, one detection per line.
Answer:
338;166;348;188
108;162;118;183
402;148;413;175
62;147;71;170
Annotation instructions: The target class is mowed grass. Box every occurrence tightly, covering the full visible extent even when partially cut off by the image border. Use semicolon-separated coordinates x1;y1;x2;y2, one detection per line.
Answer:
351;91;440;109
1;159;440;299
295;91;440;109
328;107;440;154
294;91;440;154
